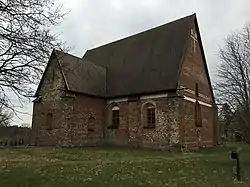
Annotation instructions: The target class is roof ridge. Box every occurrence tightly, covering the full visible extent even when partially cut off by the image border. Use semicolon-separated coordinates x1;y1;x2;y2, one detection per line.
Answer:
54;49;105;69
54;49;106;70
86;13;195;52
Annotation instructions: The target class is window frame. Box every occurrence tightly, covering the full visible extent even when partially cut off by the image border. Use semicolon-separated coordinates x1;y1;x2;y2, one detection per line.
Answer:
147;107;156;127
112;110;120;127
107;106;120;129
143;103;156;129
88;116;95;132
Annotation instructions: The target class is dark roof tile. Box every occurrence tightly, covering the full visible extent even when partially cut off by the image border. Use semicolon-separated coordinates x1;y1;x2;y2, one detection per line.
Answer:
83;14;194;97
55;50;106;96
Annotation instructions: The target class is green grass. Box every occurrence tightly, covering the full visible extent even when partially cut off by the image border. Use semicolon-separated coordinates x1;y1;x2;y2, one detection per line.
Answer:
0;143;250;187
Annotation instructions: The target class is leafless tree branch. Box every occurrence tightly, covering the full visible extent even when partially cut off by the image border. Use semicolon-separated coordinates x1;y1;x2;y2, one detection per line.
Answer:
215;24;250;137
0;0;68;111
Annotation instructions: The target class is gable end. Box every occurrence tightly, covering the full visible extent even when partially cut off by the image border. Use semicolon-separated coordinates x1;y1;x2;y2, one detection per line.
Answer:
34;49;68;97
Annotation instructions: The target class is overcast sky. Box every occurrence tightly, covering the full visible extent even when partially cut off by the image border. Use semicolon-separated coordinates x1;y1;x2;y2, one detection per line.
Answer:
13;0;250;126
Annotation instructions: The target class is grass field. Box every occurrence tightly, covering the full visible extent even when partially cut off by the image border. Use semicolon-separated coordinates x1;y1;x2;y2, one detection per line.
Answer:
0;143;249;187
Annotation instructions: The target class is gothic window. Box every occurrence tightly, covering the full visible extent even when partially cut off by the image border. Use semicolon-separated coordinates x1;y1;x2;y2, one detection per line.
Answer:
88;116;95;132
108;106;119;129
143;103;156;129
195;101;202;127
112;106;119;126
195;83;199;97
45;113;53;130
197;128;202;147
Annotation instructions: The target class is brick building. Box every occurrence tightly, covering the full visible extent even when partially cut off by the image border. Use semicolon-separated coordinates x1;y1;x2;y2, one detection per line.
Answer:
31;14;218;149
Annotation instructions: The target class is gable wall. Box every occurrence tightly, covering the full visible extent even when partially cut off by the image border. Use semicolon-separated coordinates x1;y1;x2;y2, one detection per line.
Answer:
37;57;66;96
31;58;106;146
31;57;67;146
179;24;213;102
178;23;217;148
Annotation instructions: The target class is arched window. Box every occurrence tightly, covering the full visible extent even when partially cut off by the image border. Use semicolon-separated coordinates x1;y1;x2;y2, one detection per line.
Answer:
88;116;95;132
194;101;202;127
45;113;53;130
112;106;119;126
143;103;156;129
108;106;120;129
197;128;202;147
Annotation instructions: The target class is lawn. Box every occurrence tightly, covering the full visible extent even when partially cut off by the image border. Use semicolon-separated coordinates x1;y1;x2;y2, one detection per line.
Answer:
0;143;249;187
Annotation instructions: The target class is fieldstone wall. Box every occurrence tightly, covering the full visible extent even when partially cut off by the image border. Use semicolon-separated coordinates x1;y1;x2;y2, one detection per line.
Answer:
106;97;181;150
31;57;106;147
105;102;130;146
31;57;68;146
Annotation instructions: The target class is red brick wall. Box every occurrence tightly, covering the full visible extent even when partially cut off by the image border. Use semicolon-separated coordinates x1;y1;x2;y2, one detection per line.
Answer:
179;25;213;102
179;100;214;148
178;23;217;148
69;94;106;146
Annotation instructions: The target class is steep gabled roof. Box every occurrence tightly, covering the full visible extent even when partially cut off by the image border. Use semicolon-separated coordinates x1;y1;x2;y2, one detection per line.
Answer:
36;14;215;102
83;14;194;97
192;16;215;103
35;50;106;97
55;50;106;96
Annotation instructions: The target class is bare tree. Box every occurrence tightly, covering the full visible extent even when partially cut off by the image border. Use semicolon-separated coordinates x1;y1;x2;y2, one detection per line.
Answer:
0;0;66;110
219;103;234;139
215;23;250;137
0;105;12;126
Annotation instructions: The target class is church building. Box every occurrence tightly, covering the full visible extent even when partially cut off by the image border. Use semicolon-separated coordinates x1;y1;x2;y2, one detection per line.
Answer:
31;14;218;149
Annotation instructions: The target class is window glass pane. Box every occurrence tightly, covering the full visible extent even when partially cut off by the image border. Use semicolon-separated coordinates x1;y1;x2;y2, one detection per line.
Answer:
112;110;119;126
46;113;53;130
147;108;155;126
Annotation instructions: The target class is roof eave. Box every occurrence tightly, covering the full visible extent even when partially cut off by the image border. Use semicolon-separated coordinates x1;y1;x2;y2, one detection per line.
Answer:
194;15;216;104
54;50;71;92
